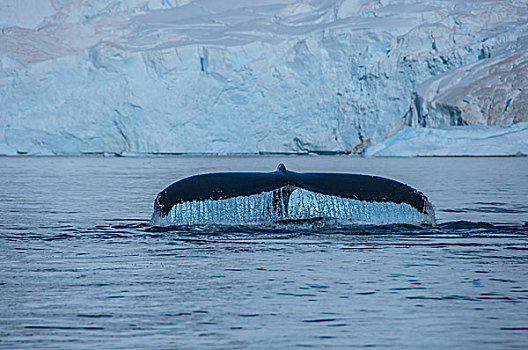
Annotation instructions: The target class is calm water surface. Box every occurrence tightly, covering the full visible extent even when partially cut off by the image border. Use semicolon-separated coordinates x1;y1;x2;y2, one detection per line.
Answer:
1;156;527;349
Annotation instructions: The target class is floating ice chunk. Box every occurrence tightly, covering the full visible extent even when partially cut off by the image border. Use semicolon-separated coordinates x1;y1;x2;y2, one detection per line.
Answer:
366;123;528;157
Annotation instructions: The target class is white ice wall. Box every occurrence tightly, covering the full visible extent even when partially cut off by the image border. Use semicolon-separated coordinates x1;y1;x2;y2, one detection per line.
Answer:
1;0;527;155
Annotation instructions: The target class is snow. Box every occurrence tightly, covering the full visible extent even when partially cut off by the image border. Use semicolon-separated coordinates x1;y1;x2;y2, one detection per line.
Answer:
1;0;527;156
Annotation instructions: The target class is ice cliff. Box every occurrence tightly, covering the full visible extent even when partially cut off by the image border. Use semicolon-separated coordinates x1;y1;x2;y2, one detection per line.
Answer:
1;0;527;156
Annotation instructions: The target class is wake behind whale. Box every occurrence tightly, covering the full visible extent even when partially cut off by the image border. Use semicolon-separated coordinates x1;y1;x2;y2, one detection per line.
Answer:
150;164;435;227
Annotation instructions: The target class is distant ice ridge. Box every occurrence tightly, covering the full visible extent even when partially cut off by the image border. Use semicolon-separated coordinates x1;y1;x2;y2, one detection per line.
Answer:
1;0;527;156
150;188;435;227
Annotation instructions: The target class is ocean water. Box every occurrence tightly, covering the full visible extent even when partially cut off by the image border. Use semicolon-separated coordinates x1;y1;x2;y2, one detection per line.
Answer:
1;156;527;349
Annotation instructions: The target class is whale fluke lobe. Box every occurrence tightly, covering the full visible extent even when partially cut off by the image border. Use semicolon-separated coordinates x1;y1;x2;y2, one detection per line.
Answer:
152;164;435;226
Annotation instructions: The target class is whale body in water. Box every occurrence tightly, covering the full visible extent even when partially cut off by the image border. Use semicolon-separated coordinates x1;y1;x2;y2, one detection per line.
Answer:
151;164;435;226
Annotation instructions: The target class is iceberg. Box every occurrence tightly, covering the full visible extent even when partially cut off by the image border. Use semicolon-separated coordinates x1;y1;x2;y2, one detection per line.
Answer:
1;0;527;156
366;122;528;157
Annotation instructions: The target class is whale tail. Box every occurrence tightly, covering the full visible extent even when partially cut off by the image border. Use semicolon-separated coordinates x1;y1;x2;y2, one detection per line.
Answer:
152;164;435;226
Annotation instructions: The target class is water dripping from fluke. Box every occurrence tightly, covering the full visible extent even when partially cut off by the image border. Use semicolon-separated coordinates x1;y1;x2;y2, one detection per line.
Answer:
150;164;435;227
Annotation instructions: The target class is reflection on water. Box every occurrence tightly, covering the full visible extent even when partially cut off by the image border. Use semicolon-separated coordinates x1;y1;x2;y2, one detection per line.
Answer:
0;156;527;348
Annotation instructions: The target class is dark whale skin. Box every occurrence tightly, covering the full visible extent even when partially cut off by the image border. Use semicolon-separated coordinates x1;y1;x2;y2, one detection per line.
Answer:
154;164;432;218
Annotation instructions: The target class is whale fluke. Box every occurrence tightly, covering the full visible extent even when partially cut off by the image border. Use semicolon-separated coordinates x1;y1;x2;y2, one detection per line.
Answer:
152;164;435;226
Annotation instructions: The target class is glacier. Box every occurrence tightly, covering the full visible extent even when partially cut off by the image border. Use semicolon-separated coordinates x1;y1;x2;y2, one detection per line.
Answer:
1;0;527;156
